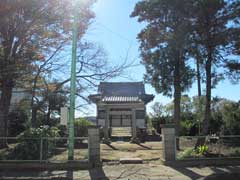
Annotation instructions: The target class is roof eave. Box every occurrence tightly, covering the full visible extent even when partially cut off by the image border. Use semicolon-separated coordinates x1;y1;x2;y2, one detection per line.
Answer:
88;94;102;103
141;94;155;104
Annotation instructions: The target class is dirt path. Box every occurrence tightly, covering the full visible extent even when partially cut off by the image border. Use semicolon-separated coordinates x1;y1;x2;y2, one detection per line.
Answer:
101;142;163;161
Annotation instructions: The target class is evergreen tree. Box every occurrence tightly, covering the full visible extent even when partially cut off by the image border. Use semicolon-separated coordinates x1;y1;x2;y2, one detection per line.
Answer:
131;0;195;141
192;0;240;135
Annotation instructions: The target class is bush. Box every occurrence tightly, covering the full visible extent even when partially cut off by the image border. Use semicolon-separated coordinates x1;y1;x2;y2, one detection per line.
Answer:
177;148;196;160
74;118;94;137
8;126;60;160
180;120;196;136
57;124;67;137
8;110;28;136
177;145;209;160
196;145;209;155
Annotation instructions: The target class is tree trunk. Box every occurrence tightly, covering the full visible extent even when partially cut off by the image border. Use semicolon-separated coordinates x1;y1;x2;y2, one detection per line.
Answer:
196;58;202;97
196;57;202;135
31;106;37;128
174;54;181;150
0;79;13;148
31;70;41;128
195;51;212;148
202;52;212;135
46;106;51;125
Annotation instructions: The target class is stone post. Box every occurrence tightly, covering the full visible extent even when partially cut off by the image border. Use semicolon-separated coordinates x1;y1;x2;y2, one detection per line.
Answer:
161;124;176;161
88;126;101;167
131;108;139;143
60;107;69;126
103;106;111;144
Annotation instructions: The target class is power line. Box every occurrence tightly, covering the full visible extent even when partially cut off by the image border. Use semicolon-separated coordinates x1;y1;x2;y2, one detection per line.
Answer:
94;21;139;45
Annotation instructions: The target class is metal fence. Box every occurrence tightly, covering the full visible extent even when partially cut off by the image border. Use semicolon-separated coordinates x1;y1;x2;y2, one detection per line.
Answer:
176;135;240;160
0;137;88;162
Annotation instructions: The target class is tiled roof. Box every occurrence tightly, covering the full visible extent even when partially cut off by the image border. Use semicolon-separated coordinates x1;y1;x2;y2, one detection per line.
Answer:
89;82;154;104
102;96;141;102
98;82;145;97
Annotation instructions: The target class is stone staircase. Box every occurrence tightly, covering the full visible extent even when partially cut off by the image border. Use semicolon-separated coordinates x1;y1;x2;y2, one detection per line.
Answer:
111;127;132;137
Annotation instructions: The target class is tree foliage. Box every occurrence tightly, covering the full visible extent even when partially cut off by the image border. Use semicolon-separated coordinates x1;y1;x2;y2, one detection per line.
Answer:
191;0;240;135
131;0;195;138
150;97;240;136
132;0;240;138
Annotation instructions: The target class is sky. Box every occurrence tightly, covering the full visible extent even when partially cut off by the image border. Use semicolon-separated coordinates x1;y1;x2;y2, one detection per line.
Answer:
81;0;240;116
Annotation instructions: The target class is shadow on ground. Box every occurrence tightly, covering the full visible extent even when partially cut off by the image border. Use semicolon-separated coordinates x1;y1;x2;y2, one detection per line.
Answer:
171;165;240;180
89;167;109;180
1;164;240;180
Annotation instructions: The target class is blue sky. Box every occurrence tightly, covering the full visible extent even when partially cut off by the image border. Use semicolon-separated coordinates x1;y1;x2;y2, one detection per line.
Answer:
82;0;240;116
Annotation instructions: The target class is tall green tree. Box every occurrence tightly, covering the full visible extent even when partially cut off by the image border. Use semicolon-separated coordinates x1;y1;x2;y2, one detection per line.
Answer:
131;0;194;140
0;0;95;147
192;0;240;135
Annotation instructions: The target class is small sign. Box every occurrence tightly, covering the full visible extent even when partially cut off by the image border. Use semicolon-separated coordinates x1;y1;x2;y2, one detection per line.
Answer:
60;107;69;126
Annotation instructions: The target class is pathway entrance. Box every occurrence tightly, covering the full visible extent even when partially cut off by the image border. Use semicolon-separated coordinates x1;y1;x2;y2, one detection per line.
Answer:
100;141;163;161
111;127;132;137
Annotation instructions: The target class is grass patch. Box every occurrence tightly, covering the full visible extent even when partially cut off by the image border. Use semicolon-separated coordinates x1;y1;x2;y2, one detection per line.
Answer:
177;148;204;160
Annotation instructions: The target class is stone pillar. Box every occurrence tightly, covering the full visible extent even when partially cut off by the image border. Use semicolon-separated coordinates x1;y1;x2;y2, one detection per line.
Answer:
131;108;139;143
103;106;111;144
88;126;101;166
161;124;176;161
60;107;68;126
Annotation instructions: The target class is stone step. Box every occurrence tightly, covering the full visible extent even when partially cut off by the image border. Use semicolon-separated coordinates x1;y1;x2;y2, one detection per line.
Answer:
111;131;132;133
111;135;132;137
111;127;132;130
111;127;132;137
111;132;132;135
120;158;143;164
112;132;132;134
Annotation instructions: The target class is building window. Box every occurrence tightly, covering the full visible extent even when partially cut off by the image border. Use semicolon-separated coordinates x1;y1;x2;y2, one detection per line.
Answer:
136;110;145;119
98;110;105;119
122;115;131;119
111;115;121;119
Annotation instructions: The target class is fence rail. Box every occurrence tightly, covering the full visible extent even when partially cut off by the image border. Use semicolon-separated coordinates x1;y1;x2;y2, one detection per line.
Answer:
176;135;240;160
0;137;89;162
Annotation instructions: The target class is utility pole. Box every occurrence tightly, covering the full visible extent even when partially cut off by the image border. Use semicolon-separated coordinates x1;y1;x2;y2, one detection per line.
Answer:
68;0;80;160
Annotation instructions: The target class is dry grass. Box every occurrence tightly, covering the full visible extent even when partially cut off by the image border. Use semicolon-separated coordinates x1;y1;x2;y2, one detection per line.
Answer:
49;141;163;161
49;148;88;161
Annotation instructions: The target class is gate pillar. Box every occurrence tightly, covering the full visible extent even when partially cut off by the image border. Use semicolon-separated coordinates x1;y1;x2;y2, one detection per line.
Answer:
88;126;101;166
161;124;176;161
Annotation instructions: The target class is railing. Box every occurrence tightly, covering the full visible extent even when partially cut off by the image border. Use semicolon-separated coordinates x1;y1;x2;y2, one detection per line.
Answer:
176;135;240;160
0;137;88;162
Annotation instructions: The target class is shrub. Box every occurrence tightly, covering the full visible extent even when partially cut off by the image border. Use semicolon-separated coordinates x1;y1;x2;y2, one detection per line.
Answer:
177;148;196;160
8;126;60;160
8;110;28;136
57;124;67;137
74;118;94;137
196;145;209;155
180;120;195;136
177;145;209;160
